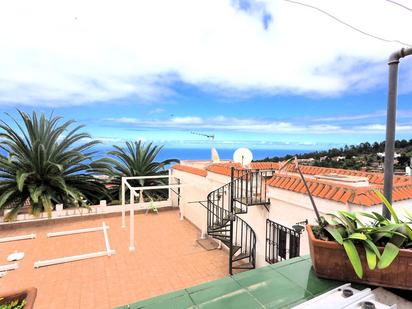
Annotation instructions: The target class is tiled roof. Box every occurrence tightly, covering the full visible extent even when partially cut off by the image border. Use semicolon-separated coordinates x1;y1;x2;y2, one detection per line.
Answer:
172;164;208;177
281;165;410;185
175;161;412;206
267;174;412;206
206;162;280;176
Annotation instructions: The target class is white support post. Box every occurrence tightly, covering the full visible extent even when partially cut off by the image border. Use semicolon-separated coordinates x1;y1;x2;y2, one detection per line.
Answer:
168;169;172;203
0;263;18;272
47;226;107;238
121;177;126;228
102;222;112;256
34;250;115;268
129;191;136;252
0;234;36;243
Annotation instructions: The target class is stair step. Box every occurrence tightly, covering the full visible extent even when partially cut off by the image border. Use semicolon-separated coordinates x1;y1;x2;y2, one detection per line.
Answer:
232;253;250;262
211;219;230;229
232;262;254;270
209;226;230;232
211;235;230;243
221;239;231;247
208;233;229;239
231;245;241;255
234;197;270;206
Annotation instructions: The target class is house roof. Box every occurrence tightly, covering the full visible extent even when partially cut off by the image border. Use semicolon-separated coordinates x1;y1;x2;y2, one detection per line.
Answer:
279;165;410;185
172;161;412;207
172;164;208;177
206;162;280;176
266;173;412;206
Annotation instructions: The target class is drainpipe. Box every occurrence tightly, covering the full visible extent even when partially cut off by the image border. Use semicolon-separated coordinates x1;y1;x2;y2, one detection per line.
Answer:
383;47;412;219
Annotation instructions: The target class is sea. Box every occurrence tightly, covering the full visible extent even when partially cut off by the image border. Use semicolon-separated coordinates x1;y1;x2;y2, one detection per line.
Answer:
96;147;308;162
0;146;308;162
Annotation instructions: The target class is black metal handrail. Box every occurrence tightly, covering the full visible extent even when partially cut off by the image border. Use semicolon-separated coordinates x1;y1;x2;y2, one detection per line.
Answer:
265;219;302;264
206;168;268;274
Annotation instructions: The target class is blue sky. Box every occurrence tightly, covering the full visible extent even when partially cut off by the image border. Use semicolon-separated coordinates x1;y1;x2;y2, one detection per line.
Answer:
1;0;412;152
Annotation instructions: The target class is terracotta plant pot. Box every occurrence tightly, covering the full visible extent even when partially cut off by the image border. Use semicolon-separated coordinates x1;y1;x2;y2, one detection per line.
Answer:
307;225;412;290
0;287;37;309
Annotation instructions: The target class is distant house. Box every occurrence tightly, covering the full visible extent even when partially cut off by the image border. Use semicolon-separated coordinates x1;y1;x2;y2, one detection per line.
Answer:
298;158;315;164
332;156;345;162
377;152;401;158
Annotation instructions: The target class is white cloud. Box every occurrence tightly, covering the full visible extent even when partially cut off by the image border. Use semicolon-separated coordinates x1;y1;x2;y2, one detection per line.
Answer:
0;0;411;105
108;115;412;134
171;116;203;124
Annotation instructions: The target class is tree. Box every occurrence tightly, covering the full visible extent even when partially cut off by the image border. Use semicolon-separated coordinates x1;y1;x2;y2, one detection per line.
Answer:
0;111;108;220
103;141;178;202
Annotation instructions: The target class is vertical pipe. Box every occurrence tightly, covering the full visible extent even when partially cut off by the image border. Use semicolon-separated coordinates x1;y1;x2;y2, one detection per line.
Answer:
178;178;183;221
121;178;126;228
229;167;235;275
129;191;136;252
383;48;412;218
168;169;172;203
383;60;399;219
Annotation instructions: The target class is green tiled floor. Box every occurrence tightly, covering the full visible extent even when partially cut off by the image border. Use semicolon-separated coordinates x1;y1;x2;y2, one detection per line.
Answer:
116;256;343;309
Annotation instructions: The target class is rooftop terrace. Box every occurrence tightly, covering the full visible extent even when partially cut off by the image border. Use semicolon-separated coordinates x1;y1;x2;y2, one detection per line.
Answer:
0;209;228;309
116;256;350;308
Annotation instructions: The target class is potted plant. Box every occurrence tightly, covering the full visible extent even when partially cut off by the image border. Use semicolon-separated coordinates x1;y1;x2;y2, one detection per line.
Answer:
0;287;37;309
307;192;412;289
280;158;412;289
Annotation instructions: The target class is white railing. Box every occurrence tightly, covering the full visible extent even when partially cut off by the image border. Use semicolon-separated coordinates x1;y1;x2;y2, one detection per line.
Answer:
0;200;173;225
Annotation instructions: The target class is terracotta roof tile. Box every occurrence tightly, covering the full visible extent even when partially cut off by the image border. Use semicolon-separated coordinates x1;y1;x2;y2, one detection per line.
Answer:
289;178;300;191
266;173;412;207
172;164;207;177
312;183;324;196
324;187;337;200
187;161;412;206
340;190;353;204
287;164;411;185
331;188;345;202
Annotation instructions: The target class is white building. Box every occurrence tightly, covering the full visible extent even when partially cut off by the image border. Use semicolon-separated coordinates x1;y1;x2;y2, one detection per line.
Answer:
171;160;412;271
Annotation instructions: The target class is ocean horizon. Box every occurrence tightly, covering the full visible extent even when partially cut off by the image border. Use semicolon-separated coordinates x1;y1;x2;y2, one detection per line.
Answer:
95;146;308;162
0;145;309;162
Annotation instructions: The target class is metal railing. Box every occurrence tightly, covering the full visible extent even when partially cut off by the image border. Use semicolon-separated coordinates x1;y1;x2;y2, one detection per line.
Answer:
233;169;271;208
207;168;270;274
265;219;303;264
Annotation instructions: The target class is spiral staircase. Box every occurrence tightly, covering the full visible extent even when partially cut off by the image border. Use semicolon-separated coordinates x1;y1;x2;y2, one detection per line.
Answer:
206;168;270;274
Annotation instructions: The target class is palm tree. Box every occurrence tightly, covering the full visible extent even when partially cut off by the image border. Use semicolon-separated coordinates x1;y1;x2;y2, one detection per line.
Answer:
103;141;178;202
0;111;108;220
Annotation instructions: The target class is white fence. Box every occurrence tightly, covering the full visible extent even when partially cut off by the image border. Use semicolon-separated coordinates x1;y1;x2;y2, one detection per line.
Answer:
0;200;173;224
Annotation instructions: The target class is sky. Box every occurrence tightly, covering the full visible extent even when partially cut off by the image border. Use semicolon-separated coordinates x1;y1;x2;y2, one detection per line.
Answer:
1;0;412;153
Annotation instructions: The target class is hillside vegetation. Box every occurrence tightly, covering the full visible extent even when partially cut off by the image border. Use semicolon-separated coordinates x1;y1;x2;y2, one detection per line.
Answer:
257;139;412;171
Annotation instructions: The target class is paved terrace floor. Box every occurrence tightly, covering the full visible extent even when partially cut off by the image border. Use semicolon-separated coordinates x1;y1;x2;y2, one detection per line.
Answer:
0;209;228;309
117;256;344;309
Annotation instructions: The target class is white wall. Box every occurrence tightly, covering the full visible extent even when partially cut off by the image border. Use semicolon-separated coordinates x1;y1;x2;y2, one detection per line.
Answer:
170;168;412;270
171;170;222;237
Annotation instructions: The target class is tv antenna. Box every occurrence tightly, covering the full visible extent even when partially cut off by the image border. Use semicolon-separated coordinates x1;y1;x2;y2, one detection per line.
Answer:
191;131;215;141
191;131;219;163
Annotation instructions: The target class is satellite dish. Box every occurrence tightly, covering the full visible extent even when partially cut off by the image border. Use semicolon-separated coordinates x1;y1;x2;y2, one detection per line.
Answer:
233;148;253;167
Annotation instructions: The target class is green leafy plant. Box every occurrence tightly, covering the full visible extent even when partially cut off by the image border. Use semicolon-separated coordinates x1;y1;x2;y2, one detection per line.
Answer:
279;156;412;279
317;190;412;278
0;298;26;309
0;111;109;220
102;141;178;202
